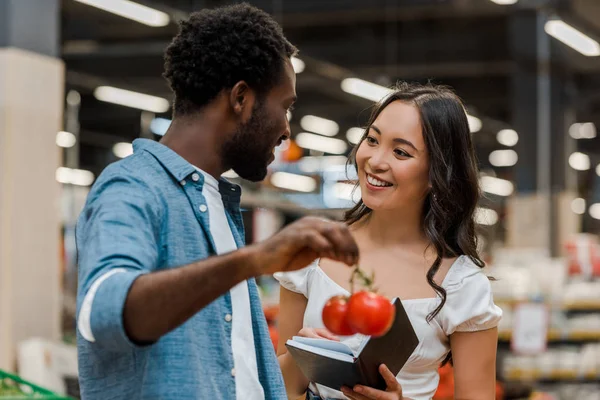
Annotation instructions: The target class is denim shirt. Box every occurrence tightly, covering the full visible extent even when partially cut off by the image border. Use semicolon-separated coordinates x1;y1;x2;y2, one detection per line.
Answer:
75;139;286;399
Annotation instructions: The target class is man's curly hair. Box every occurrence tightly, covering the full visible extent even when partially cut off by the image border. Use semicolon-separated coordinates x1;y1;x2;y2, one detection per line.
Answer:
163;3;298;116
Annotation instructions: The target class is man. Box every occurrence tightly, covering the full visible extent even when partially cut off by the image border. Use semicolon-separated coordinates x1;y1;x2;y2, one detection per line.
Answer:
75;4;359;400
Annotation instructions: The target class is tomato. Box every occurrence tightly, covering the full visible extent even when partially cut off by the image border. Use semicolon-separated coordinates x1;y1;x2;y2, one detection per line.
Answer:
322;295;355;336
263;305;279;323
268;325;279;349
346;291;395;337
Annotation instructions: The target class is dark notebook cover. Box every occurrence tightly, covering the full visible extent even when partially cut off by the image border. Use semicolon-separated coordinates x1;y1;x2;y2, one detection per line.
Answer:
285;298;419;391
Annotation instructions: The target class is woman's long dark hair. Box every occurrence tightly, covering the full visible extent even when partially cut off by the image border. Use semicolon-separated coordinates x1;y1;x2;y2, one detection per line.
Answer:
345;82;484;323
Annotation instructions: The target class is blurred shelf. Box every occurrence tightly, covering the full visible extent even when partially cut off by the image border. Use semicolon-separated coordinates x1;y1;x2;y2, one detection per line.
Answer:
504;369;600;382
563;300;600;311
498;330;600;342
495;298;600;311
240;190;344;218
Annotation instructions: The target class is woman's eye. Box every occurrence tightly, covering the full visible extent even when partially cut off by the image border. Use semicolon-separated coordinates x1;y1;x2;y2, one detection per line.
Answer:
395;149;411;158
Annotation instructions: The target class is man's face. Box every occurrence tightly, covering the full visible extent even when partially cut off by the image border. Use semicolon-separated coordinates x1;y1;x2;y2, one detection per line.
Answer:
222;59;296;182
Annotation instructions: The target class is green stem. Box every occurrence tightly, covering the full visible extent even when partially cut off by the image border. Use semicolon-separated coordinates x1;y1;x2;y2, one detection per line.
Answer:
349;265;357;295
348;264;376;294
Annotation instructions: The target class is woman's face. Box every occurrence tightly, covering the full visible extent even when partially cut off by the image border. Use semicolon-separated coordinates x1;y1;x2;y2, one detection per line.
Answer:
355;100;430;212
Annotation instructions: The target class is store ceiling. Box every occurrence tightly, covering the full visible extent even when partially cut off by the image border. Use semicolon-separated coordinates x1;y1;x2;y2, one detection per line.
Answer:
59;0;600;185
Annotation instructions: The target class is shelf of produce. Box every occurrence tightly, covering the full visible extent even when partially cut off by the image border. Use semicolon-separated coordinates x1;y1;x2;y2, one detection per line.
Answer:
504;368;599;383
495;299;600;311
498;330;600;342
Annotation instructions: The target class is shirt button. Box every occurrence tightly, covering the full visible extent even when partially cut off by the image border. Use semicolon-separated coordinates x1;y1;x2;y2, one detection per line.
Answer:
225;314;232;322
231;368;236;377
191;173;200;182
180;180;186;186
199;204;207;212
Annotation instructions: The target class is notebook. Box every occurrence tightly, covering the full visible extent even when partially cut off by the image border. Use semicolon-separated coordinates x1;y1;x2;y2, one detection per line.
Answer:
285;298;419;391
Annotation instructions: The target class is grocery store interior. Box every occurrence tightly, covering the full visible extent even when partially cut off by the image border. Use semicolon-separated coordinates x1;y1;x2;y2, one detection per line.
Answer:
1;0;600;399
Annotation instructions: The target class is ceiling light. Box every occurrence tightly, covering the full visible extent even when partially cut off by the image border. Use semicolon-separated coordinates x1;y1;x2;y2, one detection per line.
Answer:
474;207;499;225
346;127;364;144
271;172;317;193
467;114;482;133
56;131;76;148
489;0;518;4
581;123;596;138
74;0;170;27
298;156;348;173
94;86;170;113
497;129;519;146
480;176;514;196
291;57;305;73
150;117;171;136
56;167;95;186
569;123;580;139
113;142;133;158
569;122;596;139
300;115;339;137
333;182;361;202
545;19;600;57
66;90;81;106
590;203;600;220
571;198;586;215
296;132;348;154
341;78;392;102
489;149;518;167
569;152;590;171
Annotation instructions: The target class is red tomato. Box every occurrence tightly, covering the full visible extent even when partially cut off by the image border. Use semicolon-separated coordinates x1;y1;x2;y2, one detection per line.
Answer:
263;305;279;323
495;382;503;400
346;291;395;337
268;325;279;349
322;295;355;336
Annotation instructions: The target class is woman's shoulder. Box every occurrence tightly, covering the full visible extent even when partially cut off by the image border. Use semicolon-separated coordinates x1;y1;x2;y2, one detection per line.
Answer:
443;255;491;293
439;255;502;334
273;260;320;297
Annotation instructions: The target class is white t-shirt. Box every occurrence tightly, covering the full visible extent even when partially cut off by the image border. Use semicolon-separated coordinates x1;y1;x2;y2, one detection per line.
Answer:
274;256;502;400
198;168;265;400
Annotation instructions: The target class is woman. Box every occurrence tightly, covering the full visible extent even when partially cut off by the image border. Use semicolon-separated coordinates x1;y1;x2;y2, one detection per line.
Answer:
275;83;502;400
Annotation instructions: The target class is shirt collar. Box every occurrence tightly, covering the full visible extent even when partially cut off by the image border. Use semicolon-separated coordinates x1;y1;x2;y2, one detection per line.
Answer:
133;139;242;201
193;166;219;191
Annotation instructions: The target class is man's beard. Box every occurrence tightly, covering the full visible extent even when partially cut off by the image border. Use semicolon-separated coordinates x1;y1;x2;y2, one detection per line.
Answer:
221;102;276;182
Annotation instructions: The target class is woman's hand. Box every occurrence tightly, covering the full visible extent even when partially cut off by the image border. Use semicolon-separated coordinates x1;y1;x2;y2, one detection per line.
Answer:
341;364;407;400
296;327;340;341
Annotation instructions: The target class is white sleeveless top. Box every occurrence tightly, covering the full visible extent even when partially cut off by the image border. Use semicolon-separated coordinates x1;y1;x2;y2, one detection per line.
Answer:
274;256;502;400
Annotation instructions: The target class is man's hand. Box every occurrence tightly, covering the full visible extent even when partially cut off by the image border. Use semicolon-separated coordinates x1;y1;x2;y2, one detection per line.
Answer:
249;216;359;275
122;217;357;344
